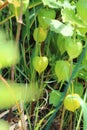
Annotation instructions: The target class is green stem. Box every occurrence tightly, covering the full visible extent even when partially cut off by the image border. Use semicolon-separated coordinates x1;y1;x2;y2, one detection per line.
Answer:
73;25;77;43
59;81;64;91
76;89;87;130
59;107;65;130
40;72;44;88
34;103;39;129
76;110;83;130
0;14;15;25
71;81;74;94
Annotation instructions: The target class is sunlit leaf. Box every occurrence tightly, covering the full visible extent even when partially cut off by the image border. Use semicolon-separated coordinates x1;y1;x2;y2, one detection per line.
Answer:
61;8;75;23
9;0;29;21
0;0;4;6
61;8;87;28
62;0;75;9
44;18;73;36
42;0;62;8
7;0;20;7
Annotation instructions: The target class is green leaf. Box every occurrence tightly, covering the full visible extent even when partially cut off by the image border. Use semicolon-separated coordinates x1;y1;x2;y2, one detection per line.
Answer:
57;34;66;55
61;8;86;28
29;0;42;9
62;0;75;9
44;18;73;36
78;69;87;82
61;8;75;23
69;82;84;96
49;90;62;107
42;0;62;8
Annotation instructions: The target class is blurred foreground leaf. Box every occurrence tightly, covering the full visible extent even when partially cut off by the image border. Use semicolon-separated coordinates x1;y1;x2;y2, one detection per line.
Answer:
0;43;20;68
0;120;10;130
0;81;42;109
0;30;20;68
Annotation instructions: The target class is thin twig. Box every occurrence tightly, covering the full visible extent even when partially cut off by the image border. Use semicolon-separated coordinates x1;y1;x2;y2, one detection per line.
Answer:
59;107;65;130
11;0;27;130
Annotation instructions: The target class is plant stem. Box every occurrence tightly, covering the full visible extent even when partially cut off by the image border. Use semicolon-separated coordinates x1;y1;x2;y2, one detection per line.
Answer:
34;103;39;129
0;15;15;25
40;72;44;88
76;89;87;130
20;102;27;130
11;10;22;81
70;113;73;130
29;0;42;9
11;20;22;80
59;106;65;130
10;0;27;129
76;110;83;130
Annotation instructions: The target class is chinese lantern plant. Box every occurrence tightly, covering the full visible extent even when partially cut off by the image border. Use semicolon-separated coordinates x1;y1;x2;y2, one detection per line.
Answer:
33;27;48;43
33;56;48;75
65;38;83;60
64;94;81;112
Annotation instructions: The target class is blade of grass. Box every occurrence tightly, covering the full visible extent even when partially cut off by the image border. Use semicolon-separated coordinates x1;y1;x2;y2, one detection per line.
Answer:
29;0;42;9
16;66;29;81
76;89;87;130
35;109;55;130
